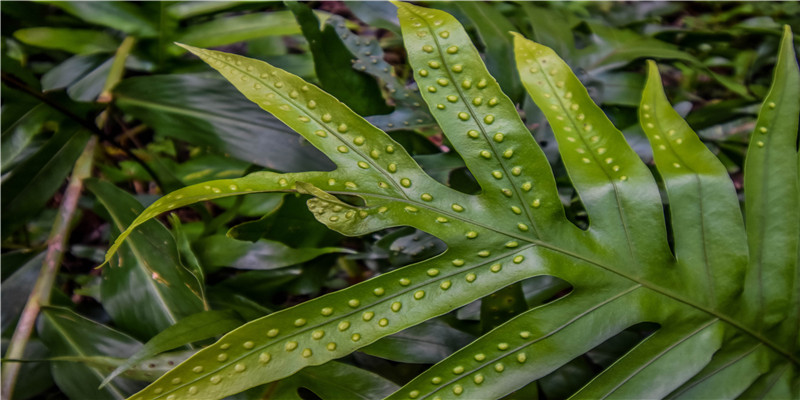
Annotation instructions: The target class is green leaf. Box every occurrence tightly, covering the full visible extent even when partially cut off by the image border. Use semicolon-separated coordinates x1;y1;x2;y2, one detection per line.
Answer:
1;338;54;399
287;2;391;117
41;54;108;92
361;319;475;364
37;307;143;399
166;1;252;20
522;4;576;64
41;54;116;102
324;15;435;132
0;103;60;171
102;311;243;387
113;74;333;172
45;352;194;383
41;1;157;37
175;11;302;49
194;234;353;271
1;252;45;332
456;2;523;101
86;179;205;340
1;126;90;236
742;26;800;336
640;60;748;313
13;28;119;54
98;4;800;399
270;361;400;400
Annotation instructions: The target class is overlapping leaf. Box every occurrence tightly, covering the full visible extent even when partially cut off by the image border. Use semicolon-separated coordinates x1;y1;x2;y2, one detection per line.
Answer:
100;3;799;400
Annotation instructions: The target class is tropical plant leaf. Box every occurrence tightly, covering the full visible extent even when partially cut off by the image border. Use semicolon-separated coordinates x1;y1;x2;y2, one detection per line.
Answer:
270;360;400;400
1;125;91;236
324;15;435;132
741;25;800;336
13;28;119;55
193;234;354;271
101;310;243;386
40;1;157;38
174;10;303;50
455;2;523;101
113;74;333;172
87;179;205;340
287;1;391;117
37;307;144;399
99;3;799;400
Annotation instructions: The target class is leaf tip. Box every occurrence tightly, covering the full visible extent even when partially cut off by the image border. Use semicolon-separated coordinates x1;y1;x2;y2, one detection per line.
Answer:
174;42;202;56
782;24;793;39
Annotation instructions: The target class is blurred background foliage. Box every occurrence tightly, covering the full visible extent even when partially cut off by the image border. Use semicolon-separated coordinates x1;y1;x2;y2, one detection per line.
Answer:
2;1;799;399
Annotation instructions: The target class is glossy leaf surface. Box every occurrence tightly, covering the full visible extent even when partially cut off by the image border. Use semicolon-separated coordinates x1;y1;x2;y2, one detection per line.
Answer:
87;179;205;340
113;74;333;172
37;307;144;399
13;28;119;55
102;311;243;386
270;361;400;400
98;3;800;399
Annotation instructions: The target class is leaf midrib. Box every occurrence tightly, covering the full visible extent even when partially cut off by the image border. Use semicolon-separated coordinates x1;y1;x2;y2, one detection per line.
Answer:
113;95;283;132
665;342;764;399
152;241;538;400
599;318;720;399
527;52;638;264
199;49;412;202
649;103;717;308
100;196;180;326
422;284;643;400
412;7;542;238
45;313;129;399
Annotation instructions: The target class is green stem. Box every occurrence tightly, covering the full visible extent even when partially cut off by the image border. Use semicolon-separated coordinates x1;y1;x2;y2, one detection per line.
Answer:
0;136;97;400
98;36;137;103
0;72;163;191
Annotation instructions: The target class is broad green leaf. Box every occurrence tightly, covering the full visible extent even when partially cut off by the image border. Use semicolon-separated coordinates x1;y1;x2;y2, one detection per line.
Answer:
361;319;475;364
102;311;243;386
270;361;400;400
41;54;108;92
113;74;333;172
43;352;194;383
0;252;45;332
665;337;770;399
41;1;157;37
13;28;119;54
640;60;748;313
98;4;800;399
522;4;576;64
166;1;252;20
175;11;302;49
0;103;60;171
324;15;435;132
37;307;143;399
1;126;90;236
194;234;353;270
742;25;800;336
87;179;205;340
456;2;523;101
576;22;751;98
58;56;114;102
287;2;391;117
2;338;55;399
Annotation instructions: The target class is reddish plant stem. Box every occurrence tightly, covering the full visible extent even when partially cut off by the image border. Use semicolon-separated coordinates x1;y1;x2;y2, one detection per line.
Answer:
1;137;97;400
